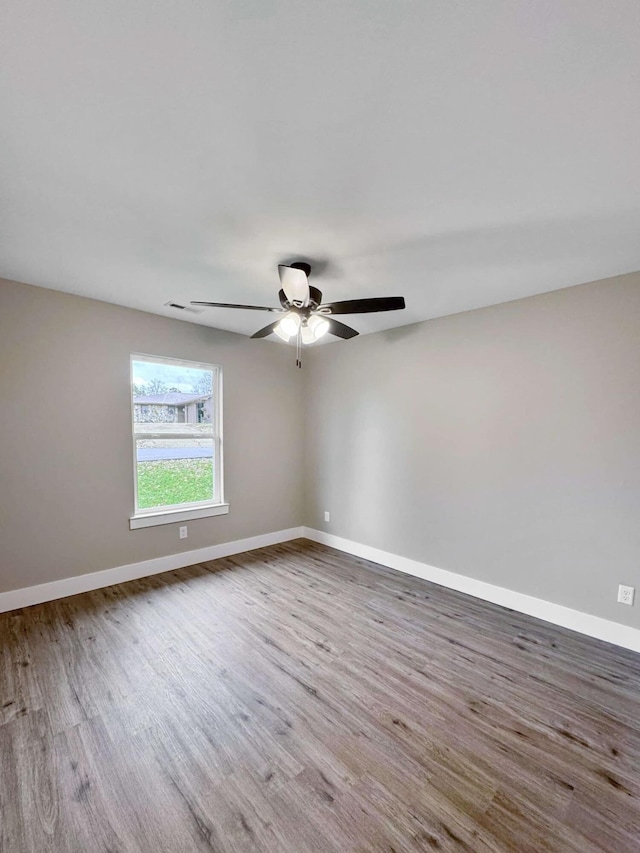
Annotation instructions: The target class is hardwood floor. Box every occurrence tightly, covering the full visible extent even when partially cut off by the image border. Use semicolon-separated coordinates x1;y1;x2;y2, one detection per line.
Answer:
1;539;640;852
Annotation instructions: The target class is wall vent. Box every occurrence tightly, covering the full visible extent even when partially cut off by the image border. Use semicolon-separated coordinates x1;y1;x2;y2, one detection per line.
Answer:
164;301;203;315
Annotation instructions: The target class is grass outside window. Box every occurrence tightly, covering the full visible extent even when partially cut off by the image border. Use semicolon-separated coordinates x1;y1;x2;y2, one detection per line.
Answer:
136;459;214;509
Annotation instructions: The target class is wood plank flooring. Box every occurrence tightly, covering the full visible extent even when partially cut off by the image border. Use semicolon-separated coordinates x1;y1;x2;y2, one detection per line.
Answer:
1;539;640;852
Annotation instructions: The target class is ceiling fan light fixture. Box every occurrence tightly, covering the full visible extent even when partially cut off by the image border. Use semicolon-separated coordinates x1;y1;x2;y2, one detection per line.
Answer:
277;312;301;339
302;314;329;344
301;315;330;345
273;323;292;342
307;314;329;340
300;324;315;345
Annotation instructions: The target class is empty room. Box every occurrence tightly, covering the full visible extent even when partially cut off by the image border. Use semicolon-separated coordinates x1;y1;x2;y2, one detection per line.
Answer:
1;2;639;851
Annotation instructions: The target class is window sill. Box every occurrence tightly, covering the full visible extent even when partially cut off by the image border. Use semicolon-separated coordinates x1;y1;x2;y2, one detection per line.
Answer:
129;503;230;530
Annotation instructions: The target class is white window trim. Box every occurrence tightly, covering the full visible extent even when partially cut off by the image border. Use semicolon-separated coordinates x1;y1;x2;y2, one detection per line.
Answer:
129;502;229;529
129;353;227;530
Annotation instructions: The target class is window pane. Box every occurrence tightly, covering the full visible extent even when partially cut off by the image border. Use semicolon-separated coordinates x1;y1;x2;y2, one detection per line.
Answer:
132;360;214;430
136;439;214;509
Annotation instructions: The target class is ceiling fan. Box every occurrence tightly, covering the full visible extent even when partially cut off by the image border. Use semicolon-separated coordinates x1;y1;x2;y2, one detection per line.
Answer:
192;262;406;367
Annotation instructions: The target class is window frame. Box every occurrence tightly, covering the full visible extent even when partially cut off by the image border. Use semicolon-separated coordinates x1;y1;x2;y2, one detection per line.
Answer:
129;353;228;530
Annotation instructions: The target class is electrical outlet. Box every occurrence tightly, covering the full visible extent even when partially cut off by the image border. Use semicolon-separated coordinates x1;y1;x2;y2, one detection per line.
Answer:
179;526;188;540
324;511;330;523
617;584;634;605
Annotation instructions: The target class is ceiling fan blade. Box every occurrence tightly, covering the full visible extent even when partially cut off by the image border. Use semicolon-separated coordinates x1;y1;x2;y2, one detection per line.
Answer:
250;320;281;339
319;296;405;315
278;265;310;307
191;301;281;312
326;318;359;339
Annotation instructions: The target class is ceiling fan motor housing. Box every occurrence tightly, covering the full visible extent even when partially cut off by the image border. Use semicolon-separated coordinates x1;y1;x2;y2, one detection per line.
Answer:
279;284;322;311
289;261;311;277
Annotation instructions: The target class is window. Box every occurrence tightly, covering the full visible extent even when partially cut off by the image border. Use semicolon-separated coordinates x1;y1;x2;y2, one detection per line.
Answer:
129;354;228;529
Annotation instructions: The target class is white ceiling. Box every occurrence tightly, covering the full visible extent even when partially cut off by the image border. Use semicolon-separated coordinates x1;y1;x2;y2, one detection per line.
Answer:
2;1;640;340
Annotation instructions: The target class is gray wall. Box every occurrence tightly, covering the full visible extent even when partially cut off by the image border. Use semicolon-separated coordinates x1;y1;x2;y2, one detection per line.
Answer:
0;278;304;593
304;272;640;628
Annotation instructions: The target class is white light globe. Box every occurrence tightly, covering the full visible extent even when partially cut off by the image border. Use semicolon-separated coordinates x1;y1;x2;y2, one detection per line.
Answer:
279;312;301;337
308;315;329;339
300;325;315;344
273;323;292;341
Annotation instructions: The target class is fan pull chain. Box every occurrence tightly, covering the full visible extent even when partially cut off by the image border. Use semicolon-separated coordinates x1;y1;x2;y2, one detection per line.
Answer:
296;325;302;368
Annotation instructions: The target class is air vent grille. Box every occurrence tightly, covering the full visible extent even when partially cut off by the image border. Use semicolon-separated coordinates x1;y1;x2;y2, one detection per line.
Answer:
164;301;203;315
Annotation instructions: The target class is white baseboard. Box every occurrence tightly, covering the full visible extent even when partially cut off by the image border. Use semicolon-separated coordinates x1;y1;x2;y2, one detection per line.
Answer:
303;528;640;654
5;525;639;654
0;527;305;614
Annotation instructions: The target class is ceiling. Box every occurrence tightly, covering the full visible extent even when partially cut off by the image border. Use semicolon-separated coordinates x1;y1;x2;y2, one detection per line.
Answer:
2;1;640;340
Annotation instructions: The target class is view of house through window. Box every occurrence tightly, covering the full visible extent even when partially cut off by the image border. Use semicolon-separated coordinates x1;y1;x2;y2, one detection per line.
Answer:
131;355;221;513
